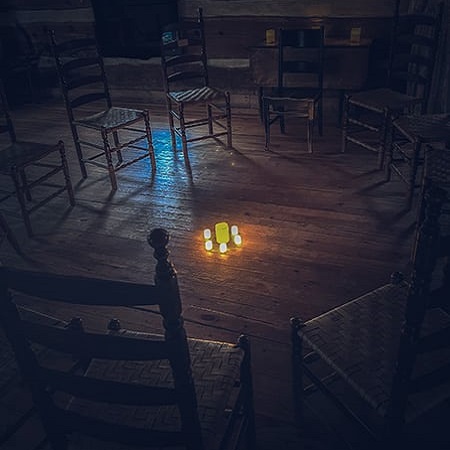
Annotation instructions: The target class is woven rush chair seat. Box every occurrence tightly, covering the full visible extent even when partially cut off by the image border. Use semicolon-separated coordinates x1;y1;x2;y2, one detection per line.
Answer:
0;140;64;171
67;332;244;450
301;281;450;423
168;86;225;104
385;114;450;209
73;107;148;130
347;88;422;113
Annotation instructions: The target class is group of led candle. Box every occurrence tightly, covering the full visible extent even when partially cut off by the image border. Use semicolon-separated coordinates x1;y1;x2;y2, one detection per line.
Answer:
203;222;242;253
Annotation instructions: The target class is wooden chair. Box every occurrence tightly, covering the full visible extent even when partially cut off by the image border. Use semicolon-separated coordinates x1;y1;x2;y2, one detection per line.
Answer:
385;113;450;210
341;2;443;169
0;228;256;450
262;27;324;153
0;80;75;237
291;166;450;446
160;7;232;173
49;30;156;191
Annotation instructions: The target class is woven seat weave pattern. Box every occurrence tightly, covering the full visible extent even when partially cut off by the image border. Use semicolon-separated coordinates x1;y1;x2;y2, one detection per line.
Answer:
169;86;224;104
68;335;243;450
394;114;450;142
75;107;144;130
0;141;60;174
301;282;450;421
349;88;421;112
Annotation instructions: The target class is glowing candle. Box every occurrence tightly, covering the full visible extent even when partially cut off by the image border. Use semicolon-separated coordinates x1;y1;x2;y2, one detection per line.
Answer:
203;228;211;240
230;225;239;236
215;222;230;244
233;234;242;246
205;240;213;251
219;243;228;253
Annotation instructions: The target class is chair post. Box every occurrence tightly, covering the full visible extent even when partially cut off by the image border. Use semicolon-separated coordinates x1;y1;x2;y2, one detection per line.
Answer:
57;141;76;207
341;94;350;153
10;165;33;237
385;184;445;440
225;91;232;148
100;128;118;191
0;269;69;450
142;110;156;172
290;317;305;425
147;228;204;450
238;334;257;450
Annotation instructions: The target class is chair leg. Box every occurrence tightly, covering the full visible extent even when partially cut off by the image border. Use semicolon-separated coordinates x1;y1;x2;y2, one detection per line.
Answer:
341;95;350;153
291;317;305;426
258;86;264;123
57;141;76;207
19;169;32;201
384;127;395;183
101;129;118;191
178;103;192;173
264;99;271;151
207;104;213;136
406;141;421;210
238;335;257;450
318;97;323;137
70;123;88;179
143;110;156;172
167;98;177;152
307;103;314;154
113;131;123;165
10;166;33;237
378;109;390;170
225;91;232;148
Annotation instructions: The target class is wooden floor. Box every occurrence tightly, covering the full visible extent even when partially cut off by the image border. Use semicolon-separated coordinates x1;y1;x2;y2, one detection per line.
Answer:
0;97;434;449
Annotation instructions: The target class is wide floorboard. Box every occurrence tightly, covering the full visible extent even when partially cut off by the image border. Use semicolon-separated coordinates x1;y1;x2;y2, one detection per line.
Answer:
0;98;439;449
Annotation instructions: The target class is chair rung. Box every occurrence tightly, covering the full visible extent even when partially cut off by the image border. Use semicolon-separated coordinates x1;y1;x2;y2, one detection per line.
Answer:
348;118;380;132
27;187;68;214
346;136;379;153
115;153;151;171
27;167;63;191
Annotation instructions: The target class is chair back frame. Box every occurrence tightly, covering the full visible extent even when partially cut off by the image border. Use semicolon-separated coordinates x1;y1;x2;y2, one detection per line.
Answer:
160;7;209;95
277;27;325;97
0;229;206;450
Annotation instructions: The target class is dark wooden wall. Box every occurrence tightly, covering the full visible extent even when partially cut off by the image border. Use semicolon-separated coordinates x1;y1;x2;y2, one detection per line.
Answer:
0;0;406;106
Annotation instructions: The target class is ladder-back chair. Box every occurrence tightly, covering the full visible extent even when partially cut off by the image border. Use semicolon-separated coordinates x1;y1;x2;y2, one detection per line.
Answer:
0;228;256;450
160;7;232;173
291;162;450;445
49;30;156;191
342;1;443;169
0;80;75;237
385;113;450;210
262;27;324;153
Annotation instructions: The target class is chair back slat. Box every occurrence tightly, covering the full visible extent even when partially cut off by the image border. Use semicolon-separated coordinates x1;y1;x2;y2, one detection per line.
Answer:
0;81;16;142
55;409;186;447
70;92;109;109
40;367;177;405
66;74;104;91
6;267;160;306
61;56;101;72
21;321;168;360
